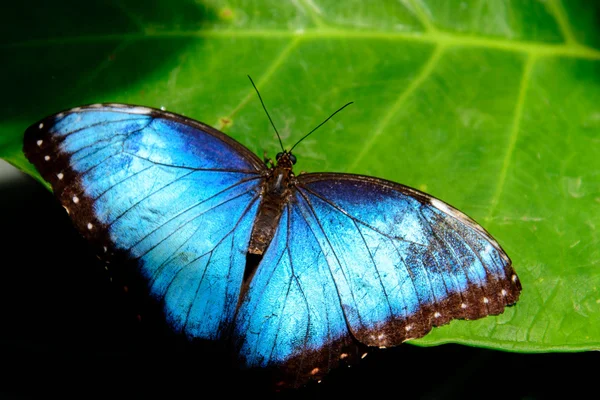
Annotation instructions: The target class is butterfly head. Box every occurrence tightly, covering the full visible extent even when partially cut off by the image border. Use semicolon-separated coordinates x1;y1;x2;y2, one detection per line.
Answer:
247;75;353;169
275;151;297;168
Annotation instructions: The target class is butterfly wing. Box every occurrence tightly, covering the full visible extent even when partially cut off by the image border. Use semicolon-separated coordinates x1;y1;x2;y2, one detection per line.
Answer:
294;172;521;347
233;199;363;387
234;172;520;387
24;104;265;339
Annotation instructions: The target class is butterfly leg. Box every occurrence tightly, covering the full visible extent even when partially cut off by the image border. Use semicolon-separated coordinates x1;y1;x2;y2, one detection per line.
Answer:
263;151;274;168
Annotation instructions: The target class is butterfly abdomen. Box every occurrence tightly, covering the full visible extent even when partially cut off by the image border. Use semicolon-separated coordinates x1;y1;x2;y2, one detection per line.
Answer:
247;159;295;257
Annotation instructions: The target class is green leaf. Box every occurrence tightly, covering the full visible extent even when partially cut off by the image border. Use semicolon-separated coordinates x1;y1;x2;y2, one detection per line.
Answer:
1;0;599;352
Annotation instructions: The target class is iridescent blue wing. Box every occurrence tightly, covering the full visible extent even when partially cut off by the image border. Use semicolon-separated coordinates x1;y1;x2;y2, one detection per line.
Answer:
24;104;265;340
234;172;520;387
295;173;522;345
234;200;363;387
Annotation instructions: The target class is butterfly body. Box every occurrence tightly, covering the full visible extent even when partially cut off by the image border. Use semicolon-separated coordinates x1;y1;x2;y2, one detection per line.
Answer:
247;152;295;256
24;103;521;388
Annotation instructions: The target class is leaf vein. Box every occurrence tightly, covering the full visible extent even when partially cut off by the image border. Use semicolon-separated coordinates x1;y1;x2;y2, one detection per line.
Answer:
487;54;536;220
348;45;445;171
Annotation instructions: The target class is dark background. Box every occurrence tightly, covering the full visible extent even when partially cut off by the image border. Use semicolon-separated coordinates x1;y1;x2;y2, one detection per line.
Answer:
0;165;596;399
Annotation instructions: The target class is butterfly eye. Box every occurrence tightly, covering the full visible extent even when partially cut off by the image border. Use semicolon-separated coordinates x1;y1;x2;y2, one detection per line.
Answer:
276;152;283;161
289;153;297;165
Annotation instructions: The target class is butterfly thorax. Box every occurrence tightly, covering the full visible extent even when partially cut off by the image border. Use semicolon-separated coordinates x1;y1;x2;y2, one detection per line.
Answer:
247;152;296;256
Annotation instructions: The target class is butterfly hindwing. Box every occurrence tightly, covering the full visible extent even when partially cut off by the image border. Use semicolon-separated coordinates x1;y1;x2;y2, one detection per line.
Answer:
24;104;266;339
234;199;363;386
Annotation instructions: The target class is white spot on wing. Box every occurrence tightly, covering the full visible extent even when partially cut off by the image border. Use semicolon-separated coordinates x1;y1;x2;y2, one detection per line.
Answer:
483;297;489;304
512;274;518;282
72;196;79;204
71;107;81;112
461;303;467;309
37;140;43;146
361;353;368;359
126;106;152;115
430;198;452;215
87;223;93;230
405;324;412;331
38;123;44;129
434;311;441;318
57;173;64;180
501;289;507;296
44;155;50;161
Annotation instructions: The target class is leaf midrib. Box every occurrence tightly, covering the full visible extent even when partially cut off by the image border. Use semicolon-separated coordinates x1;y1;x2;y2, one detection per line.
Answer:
3;28;599;60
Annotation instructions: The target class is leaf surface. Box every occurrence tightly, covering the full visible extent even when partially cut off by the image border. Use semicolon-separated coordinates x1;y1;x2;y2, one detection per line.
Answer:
1;0;599;352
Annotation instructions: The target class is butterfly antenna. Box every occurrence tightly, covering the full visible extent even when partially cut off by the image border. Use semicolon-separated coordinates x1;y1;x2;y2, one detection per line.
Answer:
289;101;354;153
248;75;285;152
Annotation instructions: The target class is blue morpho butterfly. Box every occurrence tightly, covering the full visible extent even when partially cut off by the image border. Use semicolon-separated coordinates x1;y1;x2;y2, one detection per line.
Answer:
23;76;521;388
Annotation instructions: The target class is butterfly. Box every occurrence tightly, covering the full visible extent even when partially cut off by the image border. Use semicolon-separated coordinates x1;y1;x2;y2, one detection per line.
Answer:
23;78;521;389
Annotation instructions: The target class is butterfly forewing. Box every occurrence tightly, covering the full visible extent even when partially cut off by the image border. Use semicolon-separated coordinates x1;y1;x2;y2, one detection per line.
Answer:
294;172;520;347
24;104;266;340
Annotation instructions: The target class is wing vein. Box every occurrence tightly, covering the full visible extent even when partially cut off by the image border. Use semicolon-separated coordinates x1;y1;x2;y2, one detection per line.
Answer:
140;186;261;285
53;116;150;141
294;188;361;333
299;185;427;248
424;212;487;307
178;195;260;333
130;175;262;254
388;238;426;323
287;207;313;384
92;164;156;201
443;216;493;314
68;119;154;162
427;227;468;308
123;151;261;174
351;219;395;319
